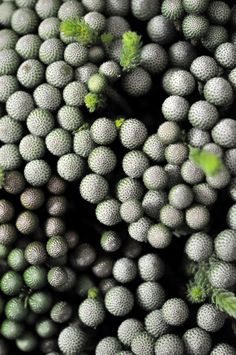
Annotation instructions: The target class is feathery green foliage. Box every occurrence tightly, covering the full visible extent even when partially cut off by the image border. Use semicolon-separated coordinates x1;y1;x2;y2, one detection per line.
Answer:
100;32;114;49
88;287;99;299
60;18;98;46
212;289;236;319
115;118;125;129
120;31;142;71
186;262;210;303
189;146;224;177
84;93;105;112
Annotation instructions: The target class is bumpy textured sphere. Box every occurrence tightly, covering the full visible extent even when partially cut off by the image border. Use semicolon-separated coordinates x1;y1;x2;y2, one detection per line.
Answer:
143;134;165;162
6;91;34;121
50;301;72;324
188;100;219;130
206;167;231;190
11;8;38;35
147;15;176;45
46;236;68;258
185;205;210;230
118;318;144;347
182;0;209;14
0;3;16;28
99;60;121;82
215;229;236;262
143;165;168;191
162;69;196;96
8;248;27;271
57;106;83;132
16;210;39;235
227;204;236;229
46;61;73;88
19;135;45;161
207;1;231;25
79;298;105;328
120;199;143;224
201;25;228;52
155;334;184;355
0;144;22;170
147;223;172;249
0;271;23;296
123;150;149;178
96;337;122;355
39;38;64;65
5;298;28;322
27;109;55;137
131;331;155;355
80;174;109;204
100;230;122;253
0;199;14;223
162;95;190;122
0;116;23;144
197;303;226;332
47;266;68;288
160;204;184;229
169;41;197;69
161;0;184;20
122;67;152;97
0;75;19;103
158;121;181;145
212;119;236;148
64;42;88;67
142;190;166;219
113;257;137;283
162;298;189;326
185;232;213;262
17;59;45;89
24;241;47;265
24;160;51;186
183;327;212;355
73;129;95;158
168;184;194;209
141;43;168;74
58;326;87;354
225;149;236;175
16;34;42;60
90;117;117;145
131;0;160;21
0;29;18;51
96;199;121;226
190;55;219;82
38;17;60;40
215;42;236;69
187;128;210;148
34;83;62;111
116;177;144;202
128;217;152;242
136;281;166;311
35;0;61;19
63;81;88;107
57;153;85;181
88;146;117;175
75;62;98;83
24;265;47;290
1;319;23;340
208;261;236;289
58;0;85;21
105;286;134;316
46;128;72;157
145;310;169;338
182;15;209;40
210;343;236;355
120;119;148;150
138;253;165;281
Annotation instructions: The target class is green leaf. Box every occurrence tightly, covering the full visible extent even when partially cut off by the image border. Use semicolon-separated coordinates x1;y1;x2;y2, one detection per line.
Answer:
189;146;224;177
60;18;98;46
120;31;142;71
115;117;125;128
88;287;99;299
212;289;236;319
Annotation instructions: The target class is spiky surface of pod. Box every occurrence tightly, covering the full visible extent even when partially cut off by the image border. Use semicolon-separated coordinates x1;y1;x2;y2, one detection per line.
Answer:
131;331;155;355
197;303;226;332
182;327;212;355
95;337;122;355
145;309;170;338
58;326;88;354
136;281;166;311
147;223;172;249
79;298;105;328
210;343;236;355
208;261;236;289
113;257;137;283
118;318;144;347
96;199;121;226
185;232;213;262
155;334;184;355
147;15;176;45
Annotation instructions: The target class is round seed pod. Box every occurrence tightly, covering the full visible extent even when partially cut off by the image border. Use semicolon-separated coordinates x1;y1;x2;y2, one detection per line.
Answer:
16;211;39;235
188;100;219;130
157;121;181;145
58;1;85;21
105;286;134;316
99;60;121;82
46;128;72;157
92;256;114;279
50;301;72;324
0;199;14;223
131;331;155;355
33;83;62;111
162;68;195;96
90;117;117;145
57;106;83;132
138;253;165;281
215;229;236;262
28;291;53;314
143;134;165;162
71;243;96;270
145;310;170;338
147;15;176;45
185;205;210;230
162;298;189;326
24;241;47;265
147;223;172;249
0;223;17;246
17;59;45;89
136;281;166;311
185;232;213;262
204;77;233;107
7;248;27;272
0;76;19;103
96;199;121;226
16;34;42;60
168;184;194;209
190;55;219;82
141;43;168;74
20;188;45;210
45;217;66;237
208;261;236;289
1;319;23;340
63;81;88;107
210;343;236;355
79;298;105;328
116;177;144;202
197;303;226;332
207;1;231;25
100;231;122;253
120;199;143;224
168;41;197;69
46;236;68;258
162;95;189;122
47;175;67;195
39;38;64;65
183;327;212;355
23;265;47;290
128;217;152;243
36;318;57;339
201;25;228;52
122;67;152;97
24;159;51;186
46;60;73;88
0;49;20;76
123;150;150;178
38;17;60;40
57;153;85;181
142;190;167;219
5;298;28;322
118;318;144;347
47;196;67;216
3;171;26;195
47;266;68;288
113;257;137;283
27;108;55;138
164;143;188;165
155;334;184;355
0;271;23;296
182;15;209;39
96;337;122;355
11;8;39;35
160;204;184;229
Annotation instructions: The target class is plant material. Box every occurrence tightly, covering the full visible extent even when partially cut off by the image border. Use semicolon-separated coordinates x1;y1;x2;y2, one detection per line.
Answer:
120;31;142;71
189;146;224;177
60;18;98;46
212;289;236;319
100;32;114;49
84;93;105;113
